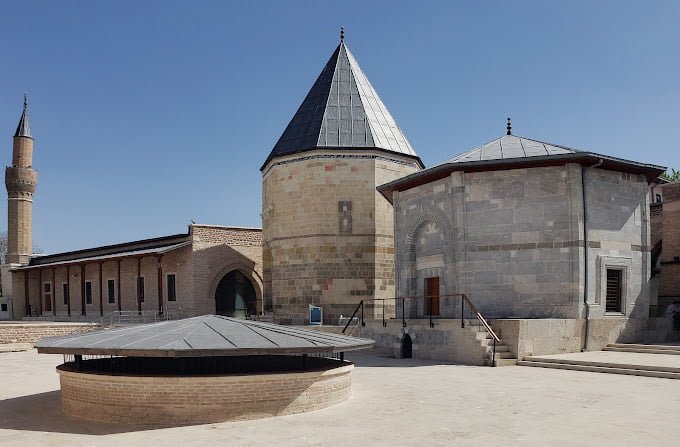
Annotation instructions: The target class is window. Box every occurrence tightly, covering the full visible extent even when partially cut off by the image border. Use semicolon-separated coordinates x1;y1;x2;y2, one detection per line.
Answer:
167;274;176;302
1;303;7;312
107;279;115;304
63;284;69;305
656;194;662;203
138;277;145;303
85;281;93;305
605;269;622;313
43;283;52;312
338;201;352;234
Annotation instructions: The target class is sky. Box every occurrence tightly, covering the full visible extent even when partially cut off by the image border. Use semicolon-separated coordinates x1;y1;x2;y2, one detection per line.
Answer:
0;1;678;254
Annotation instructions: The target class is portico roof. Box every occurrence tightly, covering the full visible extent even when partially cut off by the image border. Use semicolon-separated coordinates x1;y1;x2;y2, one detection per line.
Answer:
11;241;191;271
35;315;374;357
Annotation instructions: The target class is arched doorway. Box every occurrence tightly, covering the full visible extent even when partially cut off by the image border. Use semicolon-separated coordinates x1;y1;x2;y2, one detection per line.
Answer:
215;271;257;318
401;334;413;359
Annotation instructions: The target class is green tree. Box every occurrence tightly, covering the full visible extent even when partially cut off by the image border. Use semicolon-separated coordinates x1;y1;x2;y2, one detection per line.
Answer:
661;168;680;182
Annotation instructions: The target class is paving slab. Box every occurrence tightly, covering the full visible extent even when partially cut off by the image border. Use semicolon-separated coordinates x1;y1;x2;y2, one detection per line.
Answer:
0;350;678;447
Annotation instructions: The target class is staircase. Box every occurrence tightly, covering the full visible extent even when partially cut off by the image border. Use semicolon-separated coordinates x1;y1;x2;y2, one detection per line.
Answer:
465;320;517;366
518;343;680;379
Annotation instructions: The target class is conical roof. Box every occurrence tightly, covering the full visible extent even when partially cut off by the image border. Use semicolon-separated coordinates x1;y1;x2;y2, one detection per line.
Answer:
35;315;374;357
263;41;419;169
14;94;32;138
443;134;579;164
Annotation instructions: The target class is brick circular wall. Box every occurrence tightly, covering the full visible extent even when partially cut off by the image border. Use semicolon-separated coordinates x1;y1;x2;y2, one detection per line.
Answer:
57;362;353;425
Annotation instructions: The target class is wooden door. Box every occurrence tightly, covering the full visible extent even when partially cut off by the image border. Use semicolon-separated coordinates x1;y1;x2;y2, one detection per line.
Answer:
425;277;440;316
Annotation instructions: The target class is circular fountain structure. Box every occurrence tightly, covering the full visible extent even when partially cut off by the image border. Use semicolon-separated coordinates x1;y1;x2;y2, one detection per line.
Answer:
35;315;373;425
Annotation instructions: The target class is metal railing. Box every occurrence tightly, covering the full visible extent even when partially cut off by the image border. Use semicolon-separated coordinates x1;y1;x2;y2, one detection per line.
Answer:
342;294;502;366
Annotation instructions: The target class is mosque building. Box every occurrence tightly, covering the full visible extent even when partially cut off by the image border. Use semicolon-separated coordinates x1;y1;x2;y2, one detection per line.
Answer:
0;32;674;363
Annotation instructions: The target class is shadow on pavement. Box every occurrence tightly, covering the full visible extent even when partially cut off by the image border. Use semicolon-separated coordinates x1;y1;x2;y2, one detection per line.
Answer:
0;391;183;434
347;351;459;368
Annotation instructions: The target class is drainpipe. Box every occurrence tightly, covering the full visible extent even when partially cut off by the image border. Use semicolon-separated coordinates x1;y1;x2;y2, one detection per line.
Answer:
581;159;603;351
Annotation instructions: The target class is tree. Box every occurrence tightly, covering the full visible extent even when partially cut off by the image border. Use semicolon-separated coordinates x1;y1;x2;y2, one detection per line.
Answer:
660;168;680;182
0;231;6;265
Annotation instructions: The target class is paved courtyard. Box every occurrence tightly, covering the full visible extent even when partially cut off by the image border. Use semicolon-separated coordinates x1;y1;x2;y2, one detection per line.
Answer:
0;349;677;446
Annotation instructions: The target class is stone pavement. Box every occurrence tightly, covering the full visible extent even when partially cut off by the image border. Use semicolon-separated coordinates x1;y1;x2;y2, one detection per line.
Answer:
0;350;678;447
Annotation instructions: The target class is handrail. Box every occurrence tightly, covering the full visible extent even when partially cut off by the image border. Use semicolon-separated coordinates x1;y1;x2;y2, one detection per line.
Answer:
460;294;500;343
342;300;364;334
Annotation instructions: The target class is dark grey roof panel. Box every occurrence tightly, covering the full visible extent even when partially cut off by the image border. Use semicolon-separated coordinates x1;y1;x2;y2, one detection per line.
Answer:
444;135;579;164
35;315;374;357
264;42;417;167
14;95;32;138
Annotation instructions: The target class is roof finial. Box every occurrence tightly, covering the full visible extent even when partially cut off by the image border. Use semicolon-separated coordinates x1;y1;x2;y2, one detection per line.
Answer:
506;117;512;135
23;91;28;109
340;26;345;43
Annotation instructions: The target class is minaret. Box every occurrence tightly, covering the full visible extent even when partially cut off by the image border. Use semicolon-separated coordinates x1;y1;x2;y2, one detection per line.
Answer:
5;94;37;265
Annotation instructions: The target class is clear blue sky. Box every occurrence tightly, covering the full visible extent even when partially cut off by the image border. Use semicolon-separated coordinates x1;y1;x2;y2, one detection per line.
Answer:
1;1;678;254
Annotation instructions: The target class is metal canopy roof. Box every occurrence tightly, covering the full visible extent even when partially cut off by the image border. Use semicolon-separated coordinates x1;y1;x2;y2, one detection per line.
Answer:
35;315;374;357
262;41;419;169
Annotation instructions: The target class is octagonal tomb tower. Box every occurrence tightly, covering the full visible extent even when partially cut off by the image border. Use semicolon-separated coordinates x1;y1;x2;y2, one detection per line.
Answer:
261;36;423;324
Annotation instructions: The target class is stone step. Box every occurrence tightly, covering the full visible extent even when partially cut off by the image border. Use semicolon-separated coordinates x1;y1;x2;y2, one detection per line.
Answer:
604;346;680;355
494;358;518;367
517;359;680;380
606;343;680;354
479;340;509;352
493;351;516;359
521;356;680;374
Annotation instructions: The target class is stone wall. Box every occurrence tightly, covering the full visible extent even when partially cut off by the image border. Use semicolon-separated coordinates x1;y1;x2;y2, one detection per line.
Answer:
0;322;99;344
393;164;650;320
359;319;489;365
262;150;420;324
583;169;650;319
58;362;353;425
492;317;678;358
659;183;680;304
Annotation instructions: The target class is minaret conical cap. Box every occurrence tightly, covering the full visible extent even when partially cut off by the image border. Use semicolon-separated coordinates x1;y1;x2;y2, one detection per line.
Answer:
14;93;32;139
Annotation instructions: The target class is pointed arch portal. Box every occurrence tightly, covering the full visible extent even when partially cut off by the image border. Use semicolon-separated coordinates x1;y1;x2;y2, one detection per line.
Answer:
215;271;257;319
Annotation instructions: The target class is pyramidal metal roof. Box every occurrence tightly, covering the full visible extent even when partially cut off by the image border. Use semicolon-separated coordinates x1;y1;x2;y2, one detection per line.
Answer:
443;134;579;164
14;94;32;138
262;41;419;169
35;315;374;357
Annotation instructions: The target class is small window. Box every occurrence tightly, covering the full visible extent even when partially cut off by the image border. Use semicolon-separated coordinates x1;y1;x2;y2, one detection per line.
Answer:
338;201;352;234
138;277;145;303
85;281;93;305
656;194;662;203
107;279;115;304
43;282;52;312
605;269;622;313
63;283;69;305
167;274;176;302
1;303;7;312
